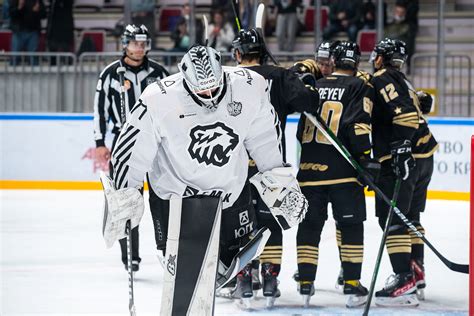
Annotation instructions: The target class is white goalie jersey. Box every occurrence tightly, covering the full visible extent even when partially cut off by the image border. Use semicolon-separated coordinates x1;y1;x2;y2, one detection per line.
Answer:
111;66;284;208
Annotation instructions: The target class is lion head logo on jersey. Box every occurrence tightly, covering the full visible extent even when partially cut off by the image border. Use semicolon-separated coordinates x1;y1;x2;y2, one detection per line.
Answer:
188;122;239;167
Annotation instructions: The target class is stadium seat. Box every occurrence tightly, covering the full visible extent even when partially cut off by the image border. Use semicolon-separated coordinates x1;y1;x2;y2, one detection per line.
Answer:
38;31;47;52
159;7;182;32
79;30;106;52
0;30;12;52
304;6;329;32
357;30;377;53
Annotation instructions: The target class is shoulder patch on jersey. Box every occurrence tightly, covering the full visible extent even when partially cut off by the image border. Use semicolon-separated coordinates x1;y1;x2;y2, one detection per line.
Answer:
227;101;242;116
164;80;175;87
188;122;239;167
373;69;387;77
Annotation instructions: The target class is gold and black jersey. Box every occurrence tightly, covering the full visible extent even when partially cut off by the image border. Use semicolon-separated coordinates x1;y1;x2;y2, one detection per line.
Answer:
297;74;372;186
412;118;438;159
370;68;421;163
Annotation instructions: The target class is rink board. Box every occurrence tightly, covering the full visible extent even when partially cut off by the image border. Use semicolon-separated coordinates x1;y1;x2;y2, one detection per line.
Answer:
0;113;472;200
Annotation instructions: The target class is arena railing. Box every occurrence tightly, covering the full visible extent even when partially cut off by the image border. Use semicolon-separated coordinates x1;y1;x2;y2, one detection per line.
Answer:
411;53;472;117
1;51;472;117
0;52;77;112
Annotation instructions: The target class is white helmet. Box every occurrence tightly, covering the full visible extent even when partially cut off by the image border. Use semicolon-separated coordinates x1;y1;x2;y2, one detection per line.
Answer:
179;45;225;111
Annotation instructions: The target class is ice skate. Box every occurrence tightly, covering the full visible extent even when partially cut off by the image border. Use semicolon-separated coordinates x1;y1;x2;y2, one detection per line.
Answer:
299;281;315;308
261;263;280;308
411;259;426;300
233;265;253;308
375;272;419;307
335;267;344;289
343;280;368;308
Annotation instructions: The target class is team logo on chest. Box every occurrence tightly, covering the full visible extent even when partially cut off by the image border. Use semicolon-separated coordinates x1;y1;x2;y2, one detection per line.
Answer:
227;101;242;117
188;122;239;167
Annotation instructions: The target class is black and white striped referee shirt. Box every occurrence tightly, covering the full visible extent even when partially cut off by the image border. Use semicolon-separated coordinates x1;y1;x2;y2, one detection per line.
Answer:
93;56;169;147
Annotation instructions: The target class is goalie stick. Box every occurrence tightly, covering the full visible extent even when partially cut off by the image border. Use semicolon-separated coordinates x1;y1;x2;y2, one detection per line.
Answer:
303;111;469;274
115;65;137;316
216;227;271;289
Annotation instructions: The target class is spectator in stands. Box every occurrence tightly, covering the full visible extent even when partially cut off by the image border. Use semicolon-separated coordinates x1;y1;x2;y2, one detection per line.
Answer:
2;0;11;29
384;0;418;72
360;0;387;30
208;9;235;52
323;0;362;43
131;0;156;48
274;0;301;52
9;0;46;65
175;3;204;45
46;0;74;65
170;19;190;52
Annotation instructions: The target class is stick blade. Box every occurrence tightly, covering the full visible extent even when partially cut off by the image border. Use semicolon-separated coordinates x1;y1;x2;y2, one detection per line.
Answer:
256;3;265;29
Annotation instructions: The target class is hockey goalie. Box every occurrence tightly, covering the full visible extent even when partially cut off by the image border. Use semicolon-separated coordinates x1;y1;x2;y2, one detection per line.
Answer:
102;44;308;315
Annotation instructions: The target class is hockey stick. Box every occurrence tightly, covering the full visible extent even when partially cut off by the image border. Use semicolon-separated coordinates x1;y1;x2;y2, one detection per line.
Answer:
303;111;469;274
255;3;279;65
363;177;402;316
116;66;137;315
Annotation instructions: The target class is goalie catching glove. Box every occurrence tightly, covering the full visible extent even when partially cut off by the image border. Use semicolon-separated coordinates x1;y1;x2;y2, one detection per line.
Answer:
99;171;144;248
250;166;308;230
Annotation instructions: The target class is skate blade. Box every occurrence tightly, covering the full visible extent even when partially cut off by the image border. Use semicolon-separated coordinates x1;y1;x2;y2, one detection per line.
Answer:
235;297;252;310
375;294;419;307
346;294;368;308
302;294;311;308
416;288;425;301
265;296;276;308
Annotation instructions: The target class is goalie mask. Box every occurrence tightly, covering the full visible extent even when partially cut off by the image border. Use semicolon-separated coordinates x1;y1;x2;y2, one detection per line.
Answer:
179;45;225;112
370;37;407;70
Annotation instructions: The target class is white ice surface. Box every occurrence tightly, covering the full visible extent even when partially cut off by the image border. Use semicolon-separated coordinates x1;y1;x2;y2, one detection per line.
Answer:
1;190;469;315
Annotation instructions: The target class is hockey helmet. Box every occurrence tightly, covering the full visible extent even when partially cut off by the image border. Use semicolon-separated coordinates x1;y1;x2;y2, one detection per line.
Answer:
121;24;151;52
332;41;361;71
179;45;225;112
232;28;267;64
370;37;407;69
315;41;339;61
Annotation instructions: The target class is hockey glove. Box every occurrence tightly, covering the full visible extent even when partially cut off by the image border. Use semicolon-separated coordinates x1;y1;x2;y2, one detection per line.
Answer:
416;90;434;114
290;59;323;88
357;156;381;190
249;166;308;230
100;172;144;248
390;140;416;181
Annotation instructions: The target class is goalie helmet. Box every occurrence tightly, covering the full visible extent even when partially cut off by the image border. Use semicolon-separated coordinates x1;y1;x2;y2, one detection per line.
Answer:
232;28;267;64
370;37;407;69
121;24;151;53
332;41;361;71
179;45;225;112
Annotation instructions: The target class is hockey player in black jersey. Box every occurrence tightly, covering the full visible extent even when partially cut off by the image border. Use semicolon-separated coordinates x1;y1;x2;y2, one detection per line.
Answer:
295;41;378;308
226;28;320;307
93;24;169;272
369;38;438;306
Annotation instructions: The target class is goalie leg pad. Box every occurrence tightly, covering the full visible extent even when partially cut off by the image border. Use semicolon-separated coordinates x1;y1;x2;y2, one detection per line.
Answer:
160;196;222;316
